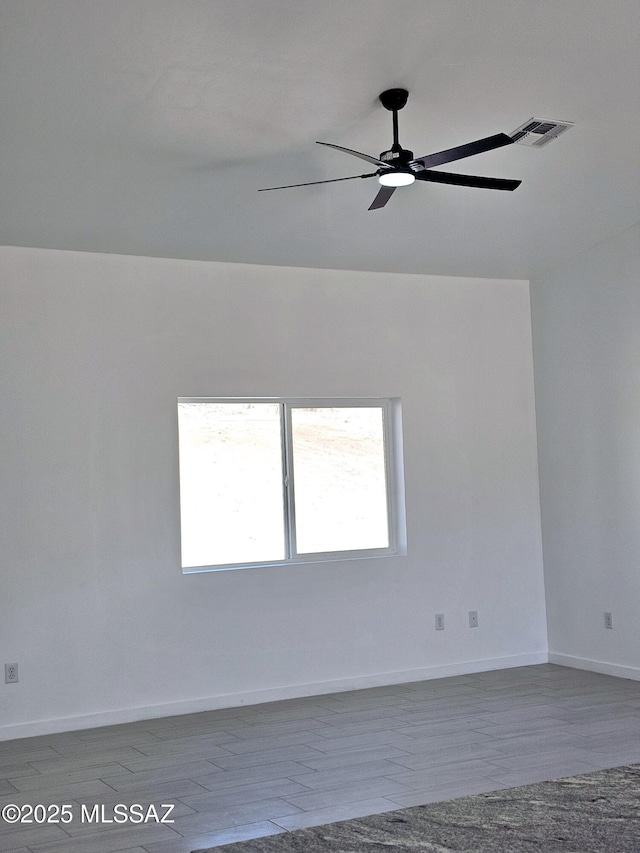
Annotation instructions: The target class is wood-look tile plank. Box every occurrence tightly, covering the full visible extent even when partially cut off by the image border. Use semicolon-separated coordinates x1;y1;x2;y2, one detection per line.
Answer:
192;761;315;792
484;760;602;789
272;796;399;832
0;750;61;768
563;717;640;736
579;747;640;768
383;742;506;770
8;764;133;792
66;731;163;749
249;698;336;713
555;693;635;710
550;703;640;722
118;751;230;774
577;730;640;751
73;779;209;805
474;704;574;724
28;749;149;774
294;744;411;772
61;801;195;838
308;716;437;739
229;719;331;738
163;706;259;724
237;706;337;724
215;731;326;755
100;762;227;792
0;734;80;755
25;824;178;853
208;745;326;772
385;777;509;808
288;759;405;791
486;730;590;756
180;779;310;812
311;707;409;726
277;777;412;811
390;713;493;733
366;702;488;722
471;716;572;739
384;757;499;790
0;825;69;850
473;695;567;711
389;729;496;752
312;695;412;713
487;747;598;771
0;779;115;808
169;798;303;838
132;737;237;758
74;722;162;738
299;730;412;753
149;723;246;741
141;821;284;853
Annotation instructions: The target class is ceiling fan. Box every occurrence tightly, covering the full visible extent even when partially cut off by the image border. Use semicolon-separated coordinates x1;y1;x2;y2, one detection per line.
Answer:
259;88;521;210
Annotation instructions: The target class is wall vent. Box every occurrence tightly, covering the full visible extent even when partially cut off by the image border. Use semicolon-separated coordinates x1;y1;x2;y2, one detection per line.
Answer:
510;118;574;147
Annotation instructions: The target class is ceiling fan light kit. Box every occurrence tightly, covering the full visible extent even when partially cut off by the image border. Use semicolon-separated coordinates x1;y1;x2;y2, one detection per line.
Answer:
259;88;524;209
378;169;415;187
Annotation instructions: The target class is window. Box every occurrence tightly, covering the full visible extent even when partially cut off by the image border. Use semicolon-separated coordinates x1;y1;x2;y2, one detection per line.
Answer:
177;398;406;571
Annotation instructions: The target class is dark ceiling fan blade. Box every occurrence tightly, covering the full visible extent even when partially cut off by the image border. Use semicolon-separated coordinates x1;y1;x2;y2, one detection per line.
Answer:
259;172;377;191
415;170;521;191
317;141;387;167
368;185;396;210
412;133;514;169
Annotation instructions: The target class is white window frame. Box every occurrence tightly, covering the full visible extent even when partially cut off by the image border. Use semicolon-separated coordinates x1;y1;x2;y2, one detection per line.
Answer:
177;397;407;573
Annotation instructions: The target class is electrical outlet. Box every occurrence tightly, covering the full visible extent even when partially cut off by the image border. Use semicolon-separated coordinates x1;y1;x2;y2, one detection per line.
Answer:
469;610;479;628
435;613;444;631
604;612;613;629
4;663;18;684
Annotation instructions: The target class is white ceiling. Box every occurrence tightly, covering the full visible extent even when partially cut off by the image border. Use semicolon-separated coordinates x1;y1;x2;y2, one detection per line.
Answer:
0;0;638;279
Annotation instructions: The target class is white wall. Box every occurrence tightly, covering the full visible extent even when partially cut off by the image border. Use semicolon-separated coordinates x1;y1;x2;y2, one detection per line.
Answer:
530;225;640;679
0;246;546;739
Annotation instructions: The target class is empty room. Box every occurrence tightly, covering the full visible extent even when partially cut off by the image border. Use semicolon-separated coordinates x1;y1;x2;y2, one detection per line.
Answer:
0;1;639;851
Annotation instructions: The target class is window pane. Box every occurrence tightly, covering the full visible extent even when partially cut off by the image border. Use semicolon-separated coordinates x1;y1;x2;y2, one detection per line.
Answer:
178;402;285;567
291;407;389;554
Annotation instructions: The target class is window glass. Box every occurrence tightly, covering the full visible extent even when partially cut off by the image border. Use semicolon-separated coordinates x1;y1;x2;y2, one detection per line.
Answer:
291;407;389;554
178;402;285;568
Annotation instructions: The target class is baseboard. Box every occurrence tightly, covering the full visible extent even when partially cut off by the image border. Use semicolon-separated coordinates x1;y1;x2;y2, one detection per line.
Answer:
0;651;548;742
549;652;640;682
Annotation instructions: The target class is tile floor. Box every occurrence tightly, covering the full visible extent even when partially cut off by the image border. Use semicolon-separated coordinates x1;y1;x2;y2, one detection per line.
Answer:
1;664;640;852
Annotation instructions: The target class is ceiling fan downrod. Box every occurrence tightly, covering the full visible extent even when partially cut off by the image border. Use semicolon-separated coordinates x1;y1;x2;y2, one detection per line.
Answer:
378;88;413;163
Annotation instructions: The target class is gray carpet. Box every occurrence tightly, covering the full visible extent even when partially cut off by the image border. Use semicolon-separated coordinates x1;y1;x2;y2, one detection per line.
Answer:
193;763;640;852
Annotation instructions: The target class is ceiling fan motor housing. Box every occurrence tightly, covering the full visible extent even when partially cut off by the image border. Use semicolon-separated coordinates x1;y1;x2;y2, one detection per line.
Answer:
379;147;414;165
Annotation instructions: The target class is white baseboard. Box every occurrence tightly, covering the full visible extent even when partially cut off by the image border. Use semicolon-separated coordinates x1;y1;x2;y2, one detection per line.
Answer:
548;652;640;682
0;652;548;742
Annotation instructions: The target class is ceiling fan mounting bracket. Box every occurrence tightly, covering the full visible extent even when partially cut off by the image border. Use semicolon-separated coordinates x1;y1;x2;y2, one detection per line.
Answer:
379;88;409;112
